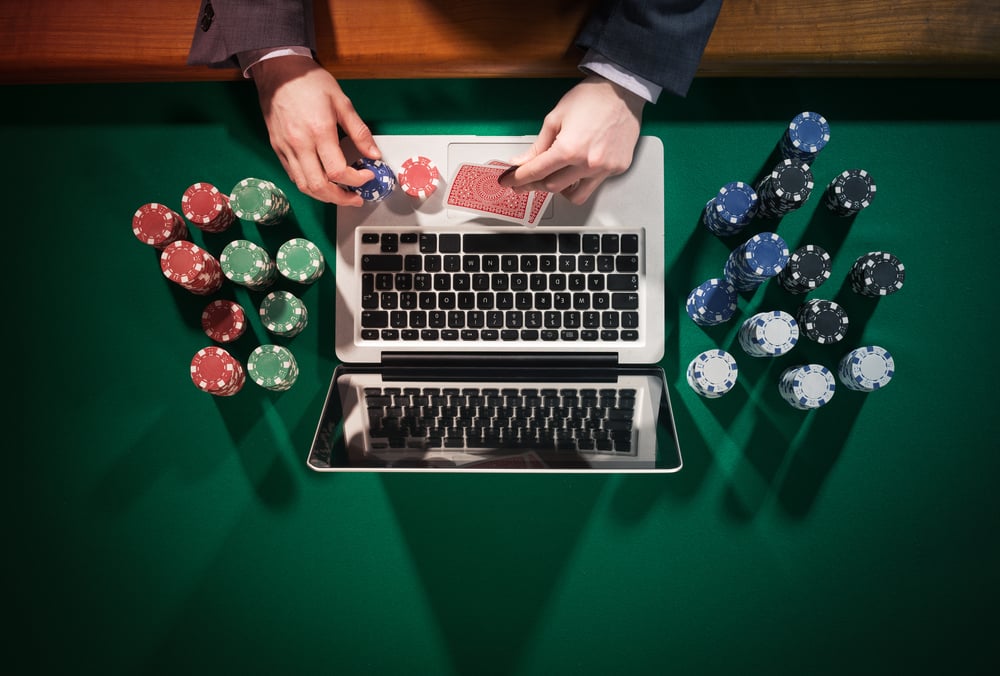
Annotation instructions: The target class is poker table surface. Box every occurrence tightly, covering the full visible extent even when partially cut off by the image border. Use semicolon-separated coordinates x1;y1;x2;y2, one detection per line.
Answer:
5;77;999;675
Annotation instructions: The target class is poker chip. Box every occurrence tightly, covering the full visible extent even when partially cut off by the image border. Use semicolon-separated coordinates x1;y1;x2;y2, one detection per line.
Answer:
247;344;299;391
724;231;790;292
259;290;308;337
230;177;290;225
181;182;235;233
398;155;441;199
276;238;325;284
220;239;277;291
754;158;814;219
738;310;799;357
190;346;246;396
351;158;396;202
824;169;877;216
159;240;223;295
686;277;738;326
838;345;895;392
777;244;832;294
796;299;849;344
132;202;189;249
201;299;247;343
779;111;831;162
849;251;905;296
686;349;739;398
778;363;836;410
702;181;758;236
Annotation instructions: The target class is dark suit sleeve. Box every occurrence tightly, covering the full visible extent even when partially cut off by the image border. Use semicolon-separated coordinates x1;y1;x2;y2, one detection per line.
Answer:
187;0;316;68
575;0;723;98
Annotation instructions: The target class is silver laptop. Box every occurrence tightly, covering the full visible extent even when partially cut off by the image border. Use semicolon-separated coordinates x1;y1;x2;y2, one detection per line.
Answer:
308;135;681;472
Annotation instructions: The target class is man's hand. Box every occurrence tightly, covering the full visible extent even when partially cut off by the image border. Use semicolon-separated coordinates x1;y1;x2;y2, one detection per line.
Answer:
499;75;645;205
251;55;381;206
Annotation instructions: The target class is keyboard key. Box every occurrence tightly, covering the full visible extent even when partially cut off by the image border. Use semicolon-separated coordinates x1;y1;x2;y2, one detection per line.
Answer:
361;254;403;271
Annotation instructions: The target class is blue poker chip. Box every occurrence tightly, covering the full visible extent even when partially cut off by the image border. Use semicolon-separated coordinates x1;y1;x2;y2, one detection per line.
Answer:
782;111;830;160
686;278;738;325
351;158;396;202
703;181;758;236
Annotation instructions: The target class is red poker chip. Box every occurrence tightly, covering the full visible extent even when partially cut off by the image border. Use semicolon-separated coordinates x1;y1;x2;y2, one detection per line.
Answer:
132;202;188;248
160;241;223;294
201;299;247;343
190;346;245;395
182;182;235;233
398;155;441;199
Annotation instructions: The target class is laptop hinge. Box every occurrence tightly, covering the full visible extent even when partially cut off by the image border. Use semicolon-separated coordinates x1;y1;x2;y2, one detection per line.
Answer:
380;352;618;368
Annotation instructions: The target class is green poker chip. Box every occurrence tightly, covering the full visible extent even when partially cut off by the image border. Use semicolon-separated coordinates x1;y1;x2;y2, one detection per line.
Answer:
259;290;308;337
247;344;299;391
229;177;290;225
220;239;276;289
276;238;325;283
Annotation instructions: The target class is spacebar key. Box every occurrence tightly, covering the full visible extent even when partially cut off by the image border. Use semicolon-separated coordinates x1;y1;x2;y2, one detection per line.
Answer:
463;233;557;253
361;254;403;271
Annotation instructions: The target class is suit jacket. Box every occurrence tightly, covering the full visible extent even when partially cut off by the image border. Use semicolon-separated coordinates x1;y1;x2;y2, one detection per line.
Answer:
188;0;721;98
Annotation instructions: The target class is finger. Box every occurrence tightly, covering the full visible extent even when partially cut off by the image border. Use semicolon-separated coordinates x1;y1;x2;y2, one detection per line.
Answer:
514;164;590;196
562;174;607;205
337;104;381;160
510;122;558;166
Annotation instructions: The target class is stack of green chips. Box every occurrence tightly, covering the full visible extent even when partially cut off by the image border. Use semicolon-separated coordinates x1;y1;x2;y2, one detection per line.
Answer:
276;238;326;284
220;239;277;291
229;177;290;225
259;290;308;337
247;344;299;391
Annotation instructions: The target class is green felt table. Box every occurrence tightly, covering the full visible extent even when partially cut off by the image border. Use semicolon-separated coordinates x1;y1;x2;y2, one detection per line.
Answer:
4;77;999;675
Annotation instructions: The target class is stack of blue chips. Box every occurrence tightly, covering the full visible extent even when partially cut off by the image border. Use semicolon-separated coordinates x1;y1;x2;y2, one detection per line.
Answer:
686;277;738;326
724;232;790;292
779;111;831;162
702;181;759;236
351;158;396;202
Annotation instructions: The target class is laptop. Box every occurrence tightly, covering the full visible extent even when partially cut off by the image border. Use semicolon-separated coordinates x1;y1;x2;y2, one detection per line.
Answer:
307;135;681;472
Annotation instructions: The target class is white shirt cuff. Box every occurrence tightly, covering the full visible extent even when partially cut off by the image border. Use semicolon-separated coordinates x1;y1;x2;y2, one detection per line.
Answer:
237;46;315;79
579;49;662;104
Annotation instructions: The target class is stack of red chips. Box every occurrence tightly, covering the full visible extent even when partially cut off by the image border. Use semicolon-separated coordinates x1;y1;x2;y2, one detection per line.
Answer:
190;346;246;396
201;299;247;343
159;240;223;295
132;202;189;248
181;182;236;233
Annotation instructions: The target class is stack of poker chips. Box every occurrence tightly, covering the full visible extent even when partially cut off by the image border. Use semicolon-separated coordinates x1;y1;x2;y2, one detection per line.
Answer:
838;345;895;392
276;238;326;284
686;349;739;398
159;240;223;295
190;346;246;396
398;155;441;199
724;231;790;292
738;310;799;357
201;299;247;343
686;278;738;326
824;169;877;217
778;363;836;410
132;202;189;249
849;251;906;296
181;182;235;233
229;177;290;225
779;111;831;162
247;344;300;392
754;158;814;219
777;244;832;294
796;299;850;344
351;158;396;202
259;290;308;338
220;239;278;291
702;181;759;236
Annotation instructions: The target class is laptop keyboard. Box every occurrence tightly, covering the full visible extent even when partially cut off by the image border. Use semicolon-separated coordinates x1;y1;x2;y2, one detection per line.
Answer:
357;231;642;343
364;386;637;454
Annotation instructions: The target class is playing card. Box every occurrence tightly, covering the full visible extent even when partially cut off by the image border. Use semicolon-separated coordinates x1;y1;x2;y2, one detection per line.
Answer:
488;160;551;226
446;162;531;224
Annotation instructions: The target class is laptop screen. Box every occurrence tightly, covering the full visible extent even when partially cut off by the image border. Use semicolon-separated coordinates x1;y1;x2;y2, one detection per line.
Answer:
307;363;682;473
